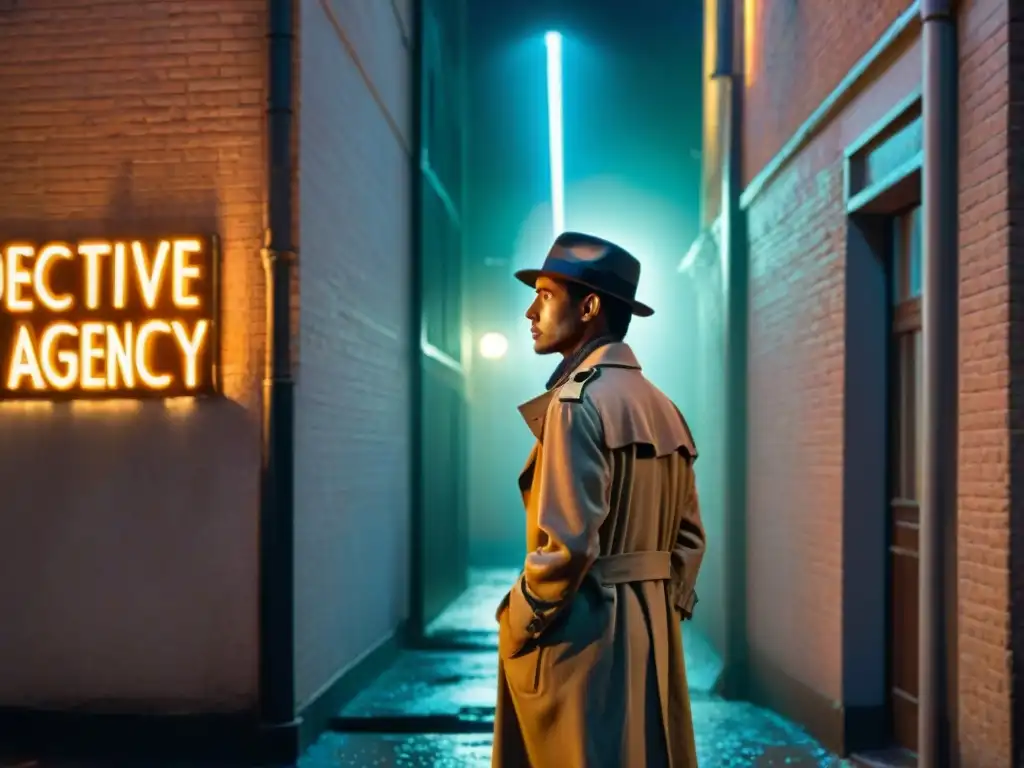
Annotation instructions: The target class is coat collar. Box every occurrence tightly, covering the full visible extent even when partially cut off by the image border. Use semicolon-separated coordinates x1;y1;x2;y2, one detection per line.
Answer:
517;390;555;442
579;341;641;371
516;342;641;440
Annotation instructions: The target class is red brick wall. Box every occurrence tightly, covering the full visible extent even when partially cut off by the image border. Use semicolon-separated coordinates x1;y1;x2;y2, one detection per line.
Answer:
745;148;848;702
740;0;1016;762
741;0;911;188
1010;5;1024;766
292;0;414;707
742;21;925;714
0;1;266;711
956;0;1014;763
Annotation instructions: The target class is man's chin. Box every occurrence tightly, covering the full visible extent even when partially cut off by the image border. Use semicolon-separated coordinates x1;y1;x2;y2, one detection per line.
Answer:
532;338;557;355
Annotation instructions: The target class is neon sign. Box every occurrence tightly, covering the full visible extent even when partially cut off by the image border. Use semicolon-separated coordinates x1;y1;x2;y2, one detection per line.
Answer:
0;236;219;399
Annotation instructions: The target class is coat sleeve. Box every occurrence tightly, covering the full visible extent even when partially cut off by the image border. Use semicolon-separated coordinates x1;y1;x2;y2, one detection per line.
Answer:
670;464;705;619
505;396;610;653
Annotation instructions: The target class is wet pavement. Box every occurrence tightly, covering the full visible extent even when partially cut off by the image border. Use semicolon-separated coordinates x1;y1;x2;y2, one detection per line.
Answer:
2;569;852;767
312;568;850;767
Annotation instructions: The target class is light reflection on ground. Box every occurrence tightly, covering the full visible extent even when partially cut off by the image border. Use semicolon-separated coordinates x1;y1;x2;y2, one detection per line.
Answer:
0;570;848;767
314;569;850;767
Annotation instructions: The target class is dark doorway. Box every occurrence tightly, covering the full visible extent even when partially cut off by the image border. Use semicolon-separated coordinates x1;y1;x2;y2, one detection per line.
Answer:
887;203;922;753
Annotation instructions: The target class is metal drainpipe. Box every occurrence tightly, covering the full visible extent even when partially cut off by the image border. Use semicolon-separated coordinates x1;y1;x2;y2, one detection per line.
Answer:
407;0;425;639
259;0;297;731
919;0;959;764
711;0;750;700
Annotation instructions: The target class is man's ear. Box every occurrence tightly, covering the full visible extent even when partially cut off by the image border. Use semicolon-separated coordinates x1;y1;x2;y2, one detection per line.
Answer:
581;293;602;322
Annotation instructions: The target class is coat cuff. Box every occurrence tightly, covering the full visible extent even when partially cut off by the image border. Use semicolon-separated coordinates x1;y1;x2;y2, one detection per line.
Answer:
503;575;562;655
673;580;699;620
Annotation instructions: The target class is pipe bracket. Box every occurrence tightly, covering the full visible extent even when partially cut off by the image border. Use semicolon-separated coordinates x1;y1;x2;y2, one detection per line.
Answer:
921;0;955;21
261;247;298;267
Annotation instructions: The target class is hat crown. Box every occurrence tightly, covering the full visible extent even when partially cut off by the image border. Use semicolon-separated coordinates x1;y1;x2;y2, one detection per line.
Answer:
547;231;642;290
513;231;655;317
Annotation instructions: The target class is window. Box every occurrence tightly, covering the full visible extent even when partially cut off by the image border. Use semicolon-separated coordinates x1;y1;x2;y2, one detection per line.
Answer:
892;205;922;306
420;5;464;363
891;205;922;501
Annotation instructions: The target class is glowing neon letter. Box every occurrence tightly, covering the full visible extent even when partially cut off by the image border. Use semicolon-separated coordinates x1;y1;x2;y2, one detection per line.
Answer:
35;244;74;312
6;324;44;390
5;245;35;312
40;322;79;391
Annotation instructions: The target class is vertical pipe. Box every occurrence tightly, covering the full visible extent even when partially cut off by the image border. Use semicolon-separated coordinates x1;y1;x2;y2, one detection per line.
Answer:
711;0;750;700
408;0;426;640
919;0;958;764
259;0;297;729
712;0;733;79
457;0;470;592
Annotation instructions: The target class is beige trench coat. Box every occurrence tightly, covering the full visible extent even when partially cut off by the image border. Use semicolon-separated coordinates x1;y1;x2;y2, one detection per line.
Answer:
492;342;705;768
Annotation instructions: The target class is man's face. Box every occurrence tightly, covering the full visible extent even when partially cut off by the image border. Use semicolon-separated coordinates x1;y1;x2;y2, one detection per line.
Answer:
525;275;586;355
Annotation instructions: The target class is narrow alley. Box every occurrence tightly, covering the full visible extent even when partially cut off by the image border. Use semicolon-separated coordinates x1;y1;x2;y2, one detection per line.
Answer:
303;571;845;767
0;0;1020;766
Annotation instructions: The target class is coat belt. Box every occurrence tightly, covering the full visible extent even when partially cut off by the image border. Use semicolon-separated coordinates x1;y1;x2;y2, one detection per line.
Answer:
591;551;672;584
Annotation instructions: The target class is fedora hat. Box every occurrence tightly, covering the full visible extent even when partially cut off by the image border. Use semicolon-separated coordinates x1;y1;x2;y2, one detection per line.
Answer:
514;231;654;317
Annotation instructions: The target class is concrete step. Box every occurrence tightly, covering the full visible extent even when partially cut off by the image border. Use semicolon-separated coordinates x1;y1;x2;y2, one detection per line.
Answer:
851;748;917;767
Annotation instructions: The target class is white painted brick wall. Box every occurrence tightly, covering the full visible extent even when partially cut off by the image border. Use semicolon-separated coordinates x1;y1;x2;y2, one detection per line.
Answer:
293;0;413;707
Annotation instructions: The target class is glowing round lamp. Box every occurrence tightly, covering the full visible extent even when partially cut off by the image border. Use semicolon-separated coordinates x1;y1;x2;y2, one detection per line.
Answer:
478;332;509;360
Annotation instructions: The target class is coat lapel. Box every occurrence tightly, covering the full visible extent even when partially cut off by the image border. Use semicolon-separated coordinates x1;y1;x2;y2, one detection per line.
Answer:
516;388;554;492
517;388;555;440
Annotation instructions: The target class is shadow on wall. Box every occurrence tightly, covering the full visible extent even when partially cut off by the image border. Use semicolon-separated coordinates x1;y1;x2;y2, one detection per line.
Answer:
0;162;261;711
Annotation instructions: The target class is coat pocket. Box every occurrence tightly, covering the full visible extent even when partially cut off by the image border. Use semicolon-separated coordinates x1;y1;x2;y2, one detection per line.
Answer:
503;642;545;696
530;645;544;692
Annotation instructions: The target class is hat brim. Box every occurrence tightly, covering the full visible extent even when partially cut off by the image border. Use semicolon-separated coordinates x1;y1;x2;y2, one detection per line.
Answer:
514;269;655;317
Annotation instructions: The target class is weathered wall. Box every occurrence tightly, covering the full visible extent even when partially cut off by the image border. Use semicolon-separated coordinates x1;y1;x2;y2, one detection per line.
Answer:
743;22;922;715
293;0;414;707
744;126;849;706
955;0;1016;762
741;0;912;187
740;0;1017;762
0;0;265;712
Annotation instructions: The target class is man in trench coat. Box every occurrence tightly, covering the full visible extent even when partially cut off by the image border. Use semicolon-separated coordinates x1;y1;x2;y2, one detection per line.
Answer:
492;231;706;767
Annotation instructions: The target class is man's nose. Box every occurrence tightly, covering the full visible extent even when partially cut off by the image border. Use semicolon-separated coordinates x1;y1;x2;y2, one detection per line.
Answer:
525;302;538;320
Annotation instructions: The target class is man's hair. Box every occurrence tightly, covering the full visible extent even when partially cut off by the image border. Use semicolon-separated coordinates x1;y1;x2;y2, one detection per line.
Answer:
565;282;633;341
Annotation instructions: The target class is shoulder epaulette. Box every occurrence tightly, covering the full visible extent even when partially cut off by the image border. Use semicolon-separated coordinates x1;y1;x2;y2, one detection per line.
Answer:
558;367;600;403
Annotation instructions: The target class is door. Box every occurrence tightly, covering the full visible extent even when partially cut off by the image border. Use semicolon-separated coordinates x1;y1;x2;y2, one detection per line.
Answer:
888;204;922;752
